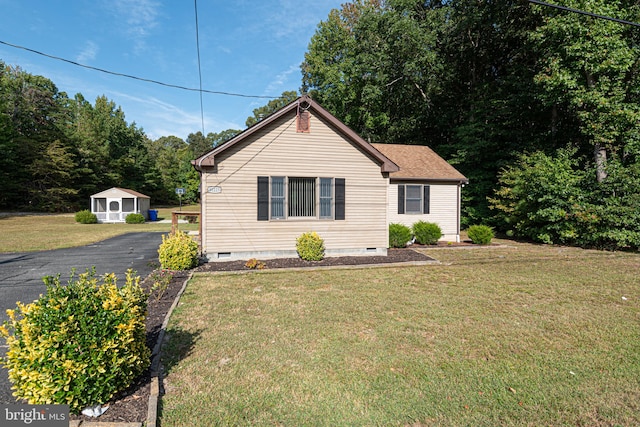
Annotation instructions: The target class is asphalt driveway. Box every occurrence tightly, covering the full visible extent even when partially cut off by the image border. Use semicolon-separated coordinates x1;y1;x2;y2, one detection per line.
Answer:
0;232;164;404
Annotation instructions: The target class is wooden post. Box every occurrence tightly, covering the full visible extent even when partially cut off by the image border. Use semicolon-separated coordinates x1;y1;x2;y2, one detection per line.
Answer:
171;211;178;234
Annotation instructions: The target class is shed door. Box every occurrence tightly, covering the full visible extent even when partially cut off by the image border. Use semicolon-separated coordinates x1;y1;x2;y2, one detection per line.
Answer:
108;199;121;222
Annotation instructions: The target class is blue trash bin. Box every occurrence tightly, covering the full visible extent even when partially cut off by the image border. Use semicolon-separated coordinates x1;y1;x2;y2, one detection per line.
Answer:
148;209;158;221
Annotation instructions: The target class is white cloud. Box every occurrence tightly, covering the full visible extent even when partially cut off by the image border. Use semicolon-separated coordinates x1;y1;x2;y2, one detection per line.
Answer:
263;64;299;95
104;0;160;54
111;92;242;140
76;41;99;63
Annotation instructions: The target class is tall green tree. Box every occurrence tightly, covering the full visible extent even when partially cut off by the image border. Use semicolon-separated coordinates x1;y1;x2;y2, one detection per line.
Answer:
0;63;77;210
530;0;640;183
302;1;443;144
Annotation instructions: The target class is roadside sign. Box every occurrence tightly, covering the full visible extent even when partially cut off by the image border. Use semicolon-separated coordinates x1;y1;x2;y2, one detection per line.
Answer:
175;188;185;195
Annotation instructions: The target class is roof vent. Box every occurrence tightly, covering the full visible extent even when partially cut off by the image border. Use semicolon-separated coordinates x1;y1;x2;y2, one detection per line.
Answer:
297;101;310;133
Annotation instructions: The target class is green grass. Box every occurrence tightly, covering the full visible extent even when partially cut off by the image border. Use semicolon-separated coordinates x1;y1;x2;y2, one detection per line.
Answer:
0;205;199;252
159;242;640;426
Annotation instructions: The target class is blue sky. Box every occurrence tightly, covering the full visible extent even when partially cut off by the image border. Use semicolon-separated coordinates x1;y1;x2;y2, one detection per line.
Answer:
0;0;342;140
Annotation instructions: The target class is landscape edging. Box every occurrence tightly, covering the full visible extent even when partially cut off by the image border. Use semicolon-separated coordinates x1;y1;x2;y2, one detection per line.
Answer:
146;271;193;427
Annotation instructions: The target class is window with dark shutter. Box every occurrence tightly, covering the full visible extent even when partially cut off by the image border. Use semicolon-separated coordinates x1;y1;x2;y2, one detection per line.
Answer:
335;178;345;220
257;176;345;220
257;176;269;221
398;184;430;214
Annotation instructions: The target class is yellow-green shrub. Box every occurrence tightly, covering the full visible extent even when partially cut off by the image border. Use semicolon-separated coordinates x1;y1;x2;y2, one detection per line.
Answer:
296;232;325;261
0;269;149;413
158;231;199;270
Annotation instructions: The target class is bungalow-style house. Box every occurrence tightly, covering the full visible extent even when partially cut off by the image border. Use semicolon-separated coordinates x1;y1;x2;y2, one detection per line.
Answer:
192;95;467;261
90;187;150;223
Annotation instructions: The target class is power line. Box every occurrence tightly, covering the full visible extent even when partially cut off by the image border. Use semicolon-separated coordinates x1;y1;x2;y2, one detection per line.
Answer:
194;0;206;135
528;0;640;28
0;39;278;99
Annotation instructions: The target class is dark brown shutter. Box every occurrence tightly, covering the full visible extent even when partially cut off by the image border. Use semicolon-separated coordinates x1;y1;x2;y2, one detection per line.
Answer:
257;176;269;221
335;178;345;220
398;185;405;214
423;185;430;214
297;110;310;133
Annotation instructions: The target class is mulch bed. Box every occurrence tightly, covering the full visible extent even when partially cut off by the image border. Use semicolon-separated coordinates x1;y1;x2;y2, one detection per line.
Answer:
70;246;448;423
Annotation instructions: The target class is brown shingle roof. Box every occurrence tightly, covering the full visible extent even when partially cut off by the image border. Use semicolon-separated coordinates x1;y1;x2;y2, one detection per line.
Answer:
371;144;468;183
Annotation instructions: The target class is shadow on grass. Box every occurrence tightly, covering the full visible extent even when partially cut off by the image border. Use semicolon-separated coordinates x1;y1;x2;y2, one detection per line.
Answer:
159;325;202;375
157;326;201;422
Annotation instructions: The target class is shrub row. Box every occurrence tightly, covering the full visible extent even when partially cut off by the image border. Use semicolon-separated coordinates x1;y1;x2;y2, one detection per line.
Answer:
74;211;147;224
389;221;442;248
389;222;494;247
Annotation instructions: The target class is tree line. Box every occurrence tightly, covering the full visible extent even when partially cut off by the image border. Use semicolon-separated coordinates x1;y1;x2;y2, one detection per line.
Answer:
302;0;640;249
2;0;639;250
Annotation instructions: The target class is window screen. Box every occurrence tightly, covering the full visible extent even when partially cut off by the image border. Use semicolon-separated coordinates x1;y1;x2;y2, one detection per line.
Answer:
319;178;333;219
122;198;135;212
271;177;285;219
94;198;106;212
288;177;316;217
405;185;422;214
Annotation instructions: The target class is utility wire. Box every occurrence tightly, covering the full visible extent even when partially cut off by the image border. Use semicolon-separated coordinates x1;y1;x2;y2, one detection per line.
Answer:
0;39;277;99
194;0;206;135
528;0;640;28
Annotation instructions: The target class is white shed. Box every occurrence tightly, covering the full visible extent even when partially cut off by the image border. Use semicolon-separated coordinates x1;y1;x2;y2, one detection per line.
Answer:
90;187;151;223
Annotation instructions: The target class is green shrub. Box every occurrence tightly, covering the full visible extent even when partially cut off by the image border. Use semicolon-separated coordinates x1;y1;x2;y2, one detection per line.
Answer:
412;221;442;245
75;210;97;224
0;269;149;413
158;231;199;270
125;213;145;224
467;225;494;245
296;232;325;261
389;223;412;248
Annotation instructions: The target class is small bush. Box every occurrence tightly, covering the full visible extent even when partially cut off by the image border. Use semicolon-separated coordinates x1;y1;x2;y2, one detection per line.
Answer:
467;225;494;245
158;231;199;270
125;213;145;224
412;221;442;245
75;210;97;224
389;223;412;248
296;232;325;261
148;269;174;301
0;268;149;413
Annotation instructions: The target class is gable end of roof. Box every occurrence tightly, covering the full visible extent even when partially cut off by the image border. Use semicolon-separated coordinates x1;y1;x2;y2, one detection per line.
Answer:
193;95;399;173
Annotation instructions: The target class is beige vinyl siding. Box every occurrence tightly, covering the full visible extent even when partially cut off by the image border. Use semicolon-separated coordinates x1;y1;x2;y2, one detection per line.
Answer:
388;182;461;242
201;111;389;259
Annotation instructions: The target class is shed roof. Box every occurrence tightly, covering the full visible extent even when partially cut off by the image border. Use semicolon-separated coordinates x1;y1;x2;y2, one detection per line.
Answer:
91;187;150;199
371;144;468;183
192;95;399;174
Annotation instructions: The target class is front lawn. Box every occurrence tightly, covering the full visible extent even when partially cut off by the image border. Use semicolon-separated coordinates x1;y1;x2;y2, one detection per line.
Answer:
159;242;640;426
